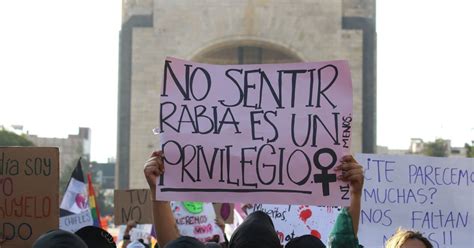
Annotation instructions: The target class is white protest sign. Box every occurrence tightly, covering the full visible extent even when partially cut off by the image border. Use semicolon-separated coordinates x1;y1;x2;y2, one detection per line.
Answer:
248;204;340;244
171;201;224;243
116;224;153;243
59;210;94;233
357;154;474;247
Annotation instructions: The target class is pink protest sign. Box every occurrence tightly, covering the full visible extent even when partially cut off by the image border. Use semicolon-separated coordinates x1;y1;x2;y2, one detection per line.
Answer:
157;57;353;206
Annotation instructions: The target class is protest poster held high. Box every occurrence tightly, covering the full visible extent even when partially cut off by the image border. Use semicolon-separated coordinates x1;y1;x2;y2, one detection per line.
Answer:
114;189;154;225
156;57;353;206
357;154;474;248
0;147;59;248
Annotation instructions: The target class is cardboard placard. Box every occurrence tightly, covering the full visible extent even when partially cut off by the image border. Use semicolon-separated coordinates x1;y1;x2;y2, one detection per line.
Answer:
248;204;341;244
114;189;153;225
157;57;353;206
0;147;59;248
357;154;474;247
213;203;234;224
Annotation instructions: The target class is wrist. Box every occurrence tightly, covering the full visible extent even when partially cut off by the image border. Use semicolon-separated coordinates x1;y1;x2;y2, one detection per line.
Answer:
350;190;362;197
150;188;157;200
123;234;131;240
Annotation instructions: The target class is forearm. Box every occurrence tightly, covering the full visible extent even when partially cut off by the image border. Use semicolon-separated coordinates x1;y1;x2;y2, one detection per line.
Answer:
122;227;132;247
348;192;361;237
122;240;131;247
151;189;180;247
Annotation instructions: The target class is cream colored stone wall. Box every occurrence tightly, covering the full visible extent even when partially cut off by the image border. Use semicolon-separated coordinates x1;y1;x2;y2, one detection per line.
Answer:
124;0;372;188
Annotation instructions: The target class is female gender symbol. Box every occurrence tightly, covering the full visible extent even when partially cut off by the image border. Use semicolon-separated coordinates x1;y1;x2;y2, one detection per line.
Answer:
313;148;337;196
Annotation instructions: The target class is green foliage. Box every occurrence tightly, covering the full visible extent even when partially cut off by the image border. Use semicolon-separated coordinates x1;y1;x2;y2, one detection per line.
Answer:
423;139;448;157
465;143;474;158
0;129;34;146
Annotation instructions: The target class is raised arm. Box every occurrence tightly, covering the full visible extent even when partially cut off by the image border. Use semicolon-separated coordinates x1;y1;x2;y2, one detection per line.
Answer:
144;151;180;247
335;154;364;237
122;220;137;247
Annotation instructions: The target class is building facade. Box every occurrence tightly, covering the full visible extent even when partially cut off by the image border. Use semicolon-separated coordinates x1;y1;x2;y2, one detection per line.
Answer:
27;127;91;175
117;0;377;189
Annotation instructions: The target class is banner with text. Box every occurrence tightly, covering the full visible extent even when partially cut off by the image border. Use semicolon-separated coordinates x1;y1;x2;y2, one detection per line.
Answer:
59;210;94;233
357;154;474;247
171;201;224;243
0;147;59;248
248;204;340;244
157;57;353;206
114;189;153;225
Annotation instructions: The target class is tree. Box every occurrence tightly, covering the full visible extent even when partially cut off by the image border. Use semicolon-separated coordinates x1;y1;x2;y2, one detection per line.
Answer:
465;143;474;158
0;129;34;146
423;139;448;157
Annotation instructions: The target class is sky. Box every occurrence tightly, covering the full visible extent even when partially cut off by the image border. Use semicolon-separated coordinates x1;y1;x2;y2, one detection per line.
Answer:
0;0;473;162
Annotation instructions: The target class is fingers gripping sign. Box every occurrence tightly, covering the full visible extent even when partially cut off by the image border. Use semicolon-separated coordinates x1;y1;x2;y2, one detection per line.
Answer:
144;151;165;194
335;155;364;195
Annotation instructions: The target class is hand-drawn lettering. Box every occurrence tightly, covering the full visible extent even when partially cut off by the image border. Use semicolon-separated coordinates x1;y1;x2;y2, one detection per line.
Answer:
249;110;280;143
339;184;350;200
364;158;395;183
24;158;51;176
0;153;19;176
162;61;212;101
361;208;393;227
121;206;142;223
158;58;352;206
409;164;474;186
1;222;33;241
290;113;340;147
411;210;469;229
0;177;13;196
341;115;352;148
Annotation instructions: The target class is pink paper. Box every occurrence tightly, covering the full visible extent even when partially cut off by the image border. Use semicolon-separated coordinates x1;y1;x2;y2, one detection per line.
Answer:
156;57;353;206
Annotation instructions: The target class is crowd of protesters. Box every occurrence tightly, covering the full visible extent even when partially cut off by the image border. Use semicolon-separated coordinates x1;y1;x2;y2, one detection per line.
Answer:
0;151;433;248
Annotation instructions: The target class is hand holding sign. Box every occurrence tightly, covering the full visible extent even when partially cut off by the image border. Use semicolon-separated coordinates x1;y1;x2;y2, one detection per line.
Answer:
157;57;354;206
143;151;165;196
335;155;364;195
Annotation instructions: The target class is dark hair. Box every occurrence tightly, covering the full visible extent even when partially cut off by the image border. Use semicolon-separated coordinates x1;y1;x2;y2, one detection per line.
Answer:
286;235;326;248
75;226;116;248
32;229;88;248
164;236;205;248
229;211;281;248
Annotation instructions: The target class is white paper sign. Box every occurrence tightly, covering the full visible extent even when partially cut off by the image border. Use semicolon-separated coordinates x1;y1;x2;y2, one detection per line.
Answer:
357;154;474;247
171;201;224;243
59;210;94;233
248;204;340;244
116;224;153;243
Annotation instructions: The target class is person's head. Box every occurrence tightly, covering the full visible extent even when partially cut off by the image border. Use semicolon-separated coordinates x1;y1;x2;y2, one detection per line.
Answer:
164;236;226;248
75;226;116;248
285;235;326;248
229;211;281;248
164;236;205;248
385;228;433;248
127;239;151;248
32;229;88;248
